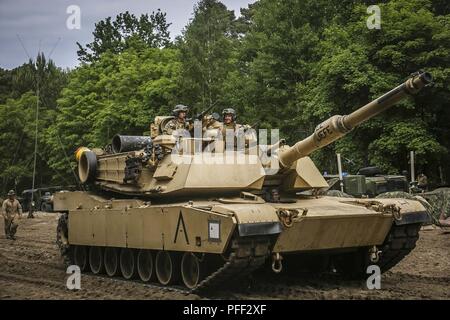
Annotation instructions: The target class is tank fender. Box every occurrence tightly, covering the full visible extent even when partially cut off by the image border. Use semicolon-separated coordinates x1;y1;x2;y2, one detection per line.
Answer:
212;203;282;237
237;222;282;237
394;211;431;226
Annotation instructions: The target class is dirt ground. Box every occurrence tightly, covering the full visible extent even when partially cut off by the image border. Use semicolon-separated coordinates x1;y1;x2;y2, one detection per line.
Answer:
0;213;449;300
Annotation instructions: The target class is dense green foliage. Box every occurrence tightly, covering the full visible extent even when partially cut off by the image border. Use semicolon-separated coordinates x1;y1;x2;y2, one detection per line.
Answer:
294;0;450;174
1;0;449;193
0;54;68;192
77;10;171;63
226;0;449;177
177;0;238;112
46;47;180;176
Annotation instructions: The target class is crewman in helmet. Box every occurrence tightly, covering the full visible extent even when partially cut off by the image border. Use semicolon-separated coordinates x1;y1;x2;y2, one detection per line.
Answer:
221;108;256;150
163;104;191;135
222;108;240;131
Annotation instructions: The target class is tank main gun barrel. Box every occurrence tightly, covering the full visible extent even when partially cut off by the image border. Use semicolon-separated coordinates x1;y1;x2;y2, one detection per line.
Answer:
278;71;433;168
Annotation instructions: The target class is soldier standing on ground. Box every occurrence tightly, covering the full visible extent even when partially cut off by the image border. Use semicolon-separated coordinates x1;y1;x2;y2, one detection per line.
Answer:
2;190;22;240
163;105;191;135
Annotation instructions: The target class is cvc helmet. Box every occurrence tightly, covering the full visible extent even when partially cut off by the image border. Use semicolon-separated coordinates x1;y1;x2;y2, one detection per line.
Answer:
172;104;189;116
222;108;236;121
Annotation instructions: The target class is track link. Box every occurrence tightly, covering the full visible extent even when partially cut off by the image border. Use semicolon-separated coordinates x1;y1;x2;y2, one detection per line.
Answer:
378;223;421;272
192;238;269;293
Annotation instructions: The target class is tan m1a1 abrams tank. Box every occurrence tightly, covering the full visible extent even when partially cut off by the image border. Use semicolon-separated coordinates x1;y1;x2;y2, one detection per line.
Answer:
54;71;432;291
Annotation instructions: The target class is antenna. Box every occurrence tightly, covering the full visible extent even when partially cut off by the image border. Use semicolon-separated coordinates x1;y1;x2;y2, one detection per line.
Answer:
48;37;61;60
30;41;41;216
16;34;31;60
15;35;64;215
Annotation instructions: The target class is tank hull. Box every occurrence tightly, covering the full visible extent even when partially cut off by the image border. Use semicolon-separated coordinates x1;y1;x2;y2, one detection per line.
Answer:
271;196;427;253
54;191;428;290
55;192;280;254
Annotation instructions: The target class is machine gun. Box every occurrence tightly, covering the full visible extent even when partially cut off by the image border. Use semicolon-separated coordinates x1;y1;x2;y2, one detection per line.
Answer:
189;102;218;122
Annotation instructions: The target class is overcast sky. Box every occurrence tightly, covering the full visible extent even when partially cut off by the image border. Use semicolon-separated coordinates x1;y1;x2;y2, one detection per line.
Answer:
0;0;255;70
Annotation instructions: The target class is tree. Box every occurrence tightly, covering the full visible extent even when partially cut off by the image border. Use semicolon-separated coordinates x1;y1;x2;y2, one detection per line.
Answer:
46;47;181;177
77;10;171;63
0;54;68;192
296;0;449;178
177;0;238;113
222;0;448;182
222;0;351;137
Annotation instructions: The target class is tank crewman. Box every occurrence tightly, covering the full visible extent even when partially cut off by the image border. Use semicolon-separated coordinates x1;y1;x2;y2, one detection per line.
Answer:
268;188;281;203
220;108;239;148
2;190;22;240
221;108;254;132
221;108;242;140
163;104;191;135
221;108;256;148
221;108;240;132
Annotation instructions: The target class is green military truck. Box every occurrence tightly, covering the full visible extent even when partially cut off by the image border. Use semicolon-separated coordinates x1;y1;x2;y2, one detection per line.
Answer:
325;166;408;198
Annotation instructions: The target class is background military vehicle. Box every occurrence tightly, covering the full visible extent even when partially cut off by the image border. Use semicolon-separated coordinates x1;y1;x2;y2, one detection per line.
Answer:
325;166;409;198
54;71;432;291
20;186;76;212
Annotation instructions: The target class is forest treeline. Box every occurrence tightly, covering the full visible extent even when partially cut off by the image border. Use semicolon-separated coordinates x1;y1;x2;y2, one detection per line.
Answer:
0;0;449;193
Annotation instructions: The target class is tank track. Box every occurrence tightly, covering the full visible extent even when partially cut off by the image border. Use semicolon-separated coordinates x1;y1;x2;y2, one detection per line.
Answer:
192;238;269;293
333;222;422;278
56;213;73;266
377;223;421;272
56;213;271;293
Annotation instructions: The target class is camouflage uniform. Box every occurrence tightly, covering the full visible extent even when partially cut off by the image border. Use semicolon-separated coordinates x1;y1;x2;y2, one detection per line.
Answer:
421;188;450;226
221;108;242;140
163;104;190;135
2;191;22;239
376;190;450;226
222;122;243;133
163;119;190;135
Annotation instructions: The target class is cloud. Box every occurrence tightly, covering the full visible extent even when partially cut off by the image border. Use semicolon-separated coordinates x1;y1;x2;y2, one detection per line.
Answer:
0;0;254;69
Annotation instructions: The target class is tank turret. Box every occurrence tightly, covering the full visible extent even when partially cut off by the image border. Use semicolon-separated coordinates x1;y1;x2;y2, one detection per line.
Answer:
76;71;432;197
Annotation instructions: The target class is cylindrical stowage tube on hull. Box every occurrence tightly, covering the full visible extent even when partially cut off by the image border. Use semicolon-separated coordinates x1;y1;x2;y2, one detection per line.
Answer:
78;150;97;184
278;71;432;168
112;135;152;153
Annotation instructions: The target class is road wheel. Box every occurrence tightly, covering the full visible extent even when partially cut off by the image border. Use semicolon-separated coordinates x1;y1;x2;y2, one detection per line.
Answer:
155;251;180;285
137;250;154;282
89;246;104;274
73;246;88;271
181;252;205;289
120;248;138;280
104;247;120;277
